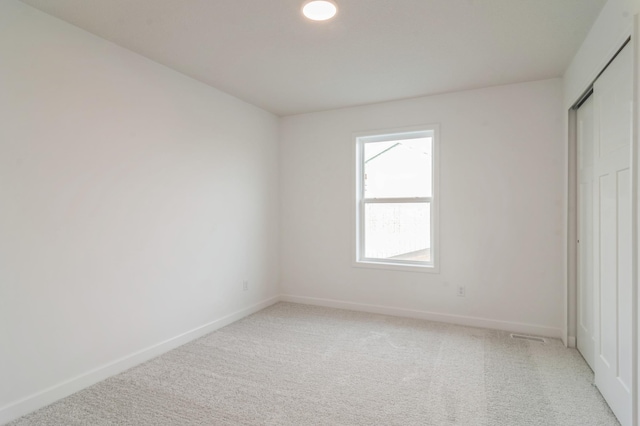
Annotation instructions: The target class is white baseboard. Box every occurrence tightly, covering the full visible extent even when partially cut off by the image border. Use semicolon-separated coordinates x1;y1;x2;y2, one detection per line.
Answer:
566;335;577;348
1;293;564;424
281;294;562;339
0;295;280;425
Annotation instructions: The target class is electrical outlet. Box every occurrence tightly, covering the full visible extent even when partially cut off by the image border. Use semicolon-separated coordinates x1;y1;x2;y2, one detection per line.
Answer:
456;285;466;297
243;280;249;291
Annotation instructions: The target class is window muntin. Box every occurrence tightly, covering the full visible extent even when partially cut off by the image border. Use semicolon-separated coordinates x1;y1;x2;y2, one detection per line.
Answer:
355;128;438;271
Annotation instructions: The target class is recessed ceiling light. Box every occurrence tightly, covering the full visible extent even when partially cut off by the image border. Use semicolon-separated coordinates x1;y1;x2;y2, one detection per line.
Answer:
302;0;338;21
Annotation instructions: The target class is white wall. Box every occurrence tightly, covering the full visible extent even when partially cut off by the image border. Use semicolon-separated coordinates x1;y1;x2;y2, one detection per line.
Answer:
562;0;640;347
280;79;564;336
0;0;279;422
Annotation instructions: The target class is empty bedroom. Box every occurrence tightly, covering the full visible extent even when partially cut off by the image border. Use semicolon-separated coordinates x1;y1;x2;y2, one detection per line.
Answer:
1;0;639;425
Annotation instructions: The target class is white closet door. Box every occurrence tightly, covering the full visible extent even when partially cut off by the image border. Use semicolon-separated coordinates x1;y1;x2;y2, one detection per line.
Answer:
593;43;633;426
577;94;595;370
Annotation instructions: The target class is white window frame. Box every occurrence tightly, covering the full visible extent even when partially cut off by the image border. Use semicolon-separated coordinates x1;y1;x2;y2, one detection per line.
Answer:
353;124;440;273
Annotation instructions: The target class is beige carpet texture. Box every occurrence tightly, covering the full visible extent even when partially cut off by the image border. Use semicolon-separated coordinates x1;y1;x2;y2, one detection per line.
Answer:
9;302;619;425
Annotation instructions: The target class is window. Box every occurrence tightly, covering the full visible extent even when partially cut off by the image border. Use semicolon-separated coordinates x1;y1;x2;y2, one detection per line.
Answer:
354;126;439;272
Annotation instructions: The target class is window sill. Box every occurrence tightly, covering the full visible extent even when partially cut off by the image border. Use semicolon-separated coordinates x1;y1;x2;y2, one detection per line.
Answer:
353;260;440;274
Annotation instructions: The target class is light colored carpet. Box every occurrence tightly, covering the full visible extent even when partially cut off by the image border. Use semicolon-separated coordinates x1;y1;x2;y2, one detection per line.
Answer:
10;302;619;425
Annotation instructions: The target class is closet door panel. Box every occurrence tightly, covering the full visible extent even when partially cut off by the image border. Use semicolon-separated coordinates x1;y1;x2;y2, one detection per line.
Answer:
577;94;595;370
592;43;633;426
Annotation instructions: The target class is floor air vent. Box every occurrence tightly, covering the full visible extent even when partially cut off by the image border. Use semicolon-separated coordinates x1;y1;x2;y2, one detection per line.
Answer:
510;334;545;343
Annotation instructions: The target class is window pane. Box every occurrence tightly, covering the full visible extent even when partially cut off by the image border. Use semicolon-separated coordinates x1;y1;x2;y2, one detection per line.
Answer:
364;203;431;261
364;137;432;198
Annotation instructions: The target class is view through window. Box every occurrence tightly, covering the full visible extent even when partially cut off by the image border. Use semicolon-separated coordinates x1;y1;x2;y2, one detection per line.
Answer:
356;128;437;269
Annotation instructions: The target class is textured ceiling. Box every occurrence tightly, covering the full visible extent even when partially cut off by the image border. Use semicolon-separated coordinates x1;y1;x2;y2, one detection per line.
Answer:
20;0;606;116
